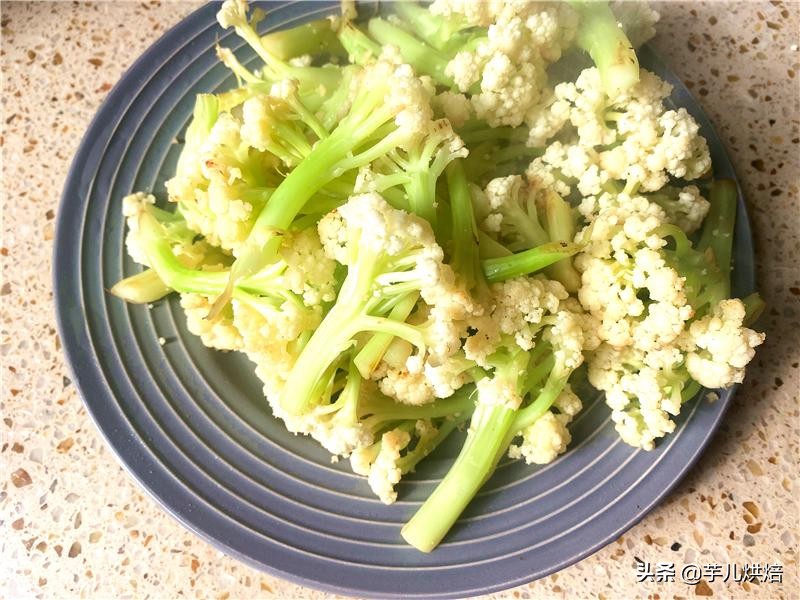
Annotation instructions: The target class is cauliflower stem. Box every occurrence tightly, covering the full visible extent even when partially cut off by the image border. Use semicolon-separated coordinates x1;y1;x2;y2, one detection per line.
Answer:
482;242;581;283
109;268;171;304
571;0;639;97
403;338;576;552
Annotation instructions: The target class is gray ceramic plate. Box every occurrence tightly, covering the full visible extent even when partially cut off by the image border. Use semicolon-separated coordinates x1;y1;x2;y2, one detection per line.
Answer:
54;2;756;598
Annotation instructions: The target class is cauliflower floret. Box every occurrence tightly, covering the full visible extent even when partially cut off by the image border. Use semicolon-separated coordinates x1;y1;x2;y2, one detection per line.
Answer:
554;384;583;418
464;275;567;366
684;299;766;388
633;301;694;352
587;344;683;450
527;141;608;197
367;428;412;504
479;174;550;251
232;295;319;356
446;50;484;92
651;108;712;180
472;56;547;128
290;192;479;421
317;206;348;264
574;192;694;350
471;52;545;128
485;174;521;210
378;43;405;66
600;110;711;192
122;192;156;266
572;191;736;450
166;110;272;253
278;228;337;306
492;276;568;350
366;62;435;139
123;191;222;272
216;0;247;30
545;309;587;372
379;366;435;406
429;0;503;27
437;1;579;127
433;91;473;128
241;95;282;154
252;349;376;457
194;178;255;251
652;185;711;235
508;410;572;464
525;154;572;198
555;68;620;147
476;375;524;410
249;347;294;403
351;419;441;504
180;293;243;351
424;355;473;398
462;314;502;368
611;0;660;48
287;54;312;68
524;87;572;147
611;403;674;451
524;3;579;62
379;325;473;404
560;297;603;352
526;68;711;193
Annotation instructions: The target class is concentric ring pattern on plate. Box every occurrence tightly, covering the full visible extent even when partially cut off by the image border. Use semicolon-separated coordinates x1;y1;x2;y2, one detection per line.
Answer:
54;2;757;597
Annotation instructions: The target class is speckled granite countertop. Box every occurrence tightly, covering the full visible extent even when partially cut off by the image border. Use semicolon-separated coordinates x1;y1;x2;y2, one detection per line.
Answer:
1;1;798;598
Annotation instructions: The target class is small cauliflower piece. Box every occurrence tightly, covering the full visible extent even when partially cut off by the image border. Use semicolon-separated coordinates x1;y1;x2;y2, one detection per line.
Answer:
433;91;473;128
351;416;455;506
671;187;711;234
479;174;549;252
251;350;377;458
368;428;412;504
423;356;474;399
527;141;608;198
491;276;568;351
379;366;435;406
554;384;583;418
684;299;766;388
215;0;248;30
471;54;546;128
587;343;685;450
166;108;275;254
429;0;500;27
122;192;156;266
476;375;524;411
277;228;337;306
230;227;335;358
610;0;660;49
524;87;572;148
508;410;572;465
232;294;319;356
180;294;243;351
